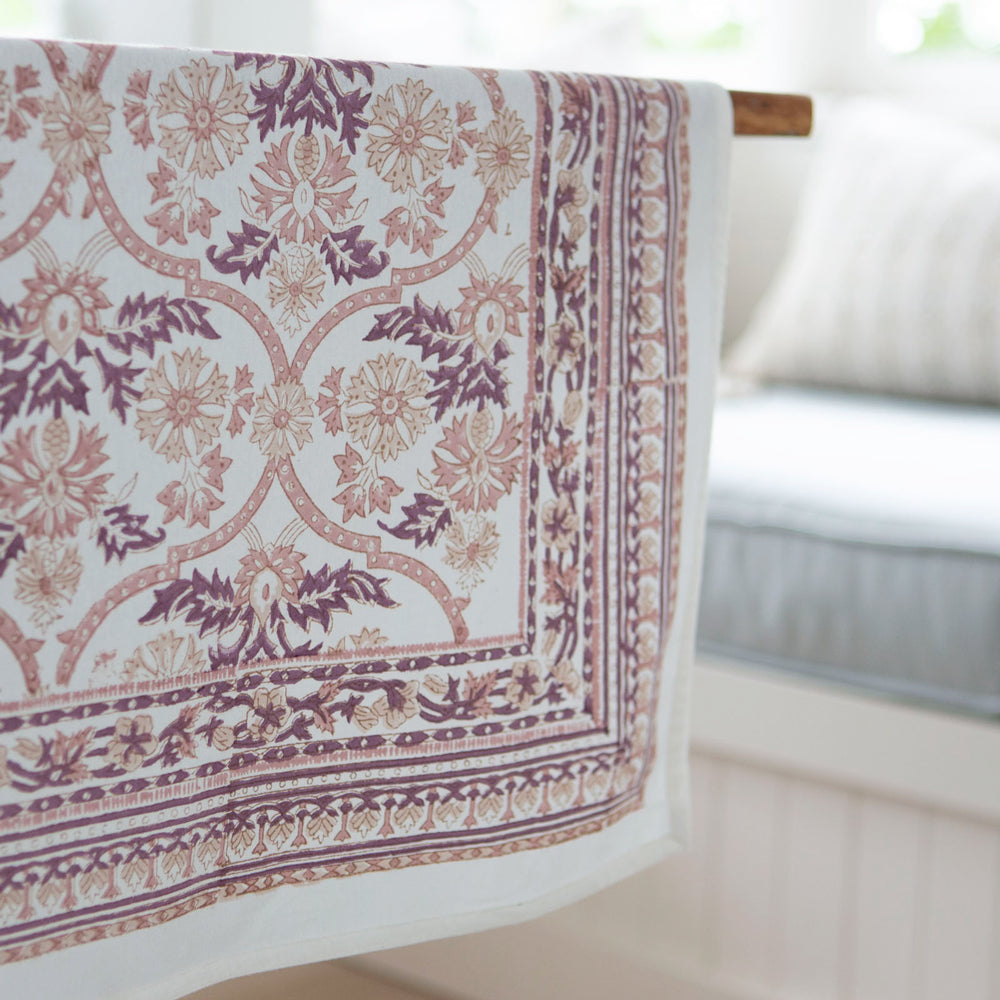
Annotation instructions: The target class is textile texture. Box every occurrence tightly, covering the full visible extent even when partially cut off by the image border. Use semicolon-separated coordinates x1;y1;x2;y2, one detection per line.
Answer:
0;38;729;998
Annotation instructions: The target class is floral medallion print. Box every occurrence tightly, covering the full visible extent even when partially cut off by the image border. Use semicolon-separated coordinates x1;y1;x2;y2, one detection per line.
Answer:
135;348;228;462
343;353;431;461
366;77;452;194
13;537;83;629
19;260;110;352
155;59;249;179
249;378;315;460
266;244;326;332
475;107;531;200
0;38;696;975
40;73;113;179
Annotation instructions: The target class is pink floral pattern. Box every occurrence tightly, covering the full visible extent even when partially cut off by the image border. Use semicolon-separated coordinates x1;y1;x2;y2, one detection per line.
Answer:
0;38;696;971
155;58;249;179
366;78;452;193
432;409;522;512
135;348;229;462
40;73;112;179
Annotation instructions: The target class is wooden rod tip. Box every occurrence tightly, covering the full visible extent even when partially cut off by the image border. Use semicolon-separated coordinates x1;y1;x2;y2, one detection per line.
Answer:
730;90;813;137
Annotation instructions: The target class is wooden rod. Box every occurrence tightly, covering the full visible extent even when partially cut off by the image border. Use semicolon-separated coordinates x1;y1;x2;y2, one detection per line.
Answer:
730;90;812;136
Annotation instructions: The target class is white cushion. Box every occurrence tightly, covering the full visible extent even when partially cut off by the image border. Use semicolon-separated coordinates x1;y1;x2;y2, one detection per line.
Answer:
728;101;1000;404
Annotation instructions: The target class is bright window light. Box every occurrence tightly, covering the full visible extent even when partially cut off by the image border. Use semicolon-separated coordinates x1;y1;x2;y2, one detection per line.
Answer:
876;0;1000;55
0;0;54;35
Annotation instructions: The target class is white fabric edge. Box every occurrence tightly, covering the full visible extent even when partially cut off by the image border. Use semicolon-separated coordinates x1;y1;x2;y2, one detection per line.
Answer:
1;79;732;1000
118;828;681;1000
663;81;732;848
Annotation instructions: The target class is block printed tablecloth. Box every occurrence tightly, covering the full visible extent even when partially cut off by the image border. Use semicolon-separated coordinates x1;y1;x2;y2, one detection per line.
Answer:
0;38;730;999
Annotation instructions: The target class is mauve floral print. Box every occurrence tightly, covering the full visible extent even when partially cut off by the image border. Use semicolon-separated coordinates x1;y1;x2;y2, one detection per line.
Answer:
0;38;693;963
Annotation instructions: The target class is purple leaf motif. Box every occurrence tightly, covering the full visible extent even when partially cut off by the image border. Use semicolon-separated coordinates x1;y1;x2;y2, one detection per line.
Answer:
0;521;25;579
95;503;167;563
287;560;396;632
206;221;279;284
26;350;90;420
426;341;509;418
244;56;374;151
0;356;30;432
140;569;242;639
232;51;274;73
93;348;145;423
142;559;395;668
107;294;220;357
366;297;509;419
319;227;389;285
378;493;452;549
0;301;22;350
366;296;460;366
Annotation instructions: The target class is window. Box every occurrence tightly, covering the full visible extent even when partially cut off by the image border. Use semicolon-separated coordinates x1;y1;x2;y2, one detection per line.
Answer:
876;0;1000;55
0;0;57;37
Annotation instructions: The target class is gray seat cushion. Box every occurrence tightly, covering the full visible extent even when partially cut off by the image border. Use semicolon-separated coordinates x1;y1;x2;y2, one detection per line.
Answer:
697;387;1000;715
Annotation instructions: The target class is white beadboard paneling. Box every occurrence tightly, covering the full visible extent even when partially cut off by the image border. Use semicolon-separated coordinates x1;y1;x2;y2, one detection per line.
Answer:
692;659;1000;824
712;762;785;989
919;814;1000;1000
774;780;853;1000
850;797;924;1000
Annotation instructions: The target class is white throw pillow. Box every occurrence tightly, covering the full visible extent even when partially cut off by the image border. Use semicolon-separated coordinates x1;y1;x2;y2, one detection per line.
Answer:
727;101;1000;404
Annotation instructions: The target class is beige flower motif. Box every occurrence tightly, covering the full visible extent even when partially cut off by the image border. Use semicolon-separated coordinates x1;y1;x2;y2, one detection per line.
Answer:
555;166;589;241
333;626;390;652
432;409;522;513
40;74;112;179
556;166;589;216
107;715;157;772
551;658;582;697
0;419;111;539
475;108;531;200
370;680;419;729
246;686;290;743
123;631;208;682
18;262;111;358
266;246;326;334
253;132;356;244
233;542;306;627
505;660;543;711
344;353;432;461
211;724;236;752
135;348;229;462
443;517;500;589
14;538;83;629
249;379;315;461
541;494;580;553
366;78;452;193
156;58;249;178
546;316;586;372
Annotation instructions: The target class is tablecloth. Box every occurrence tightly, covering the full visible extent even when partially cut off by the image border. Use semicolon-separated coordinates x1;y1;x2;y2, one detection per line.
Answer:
0;37;730;999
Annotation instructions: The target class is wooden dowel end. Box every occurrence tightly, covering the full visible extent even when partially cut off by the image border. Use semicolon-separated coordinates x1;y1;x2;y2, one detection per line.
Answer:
730;91;812;137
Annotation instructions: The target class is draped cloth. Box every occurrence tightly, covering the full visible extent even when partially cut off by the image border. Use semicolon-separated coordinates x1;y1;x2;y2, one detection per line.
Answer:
0;38;730;1000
